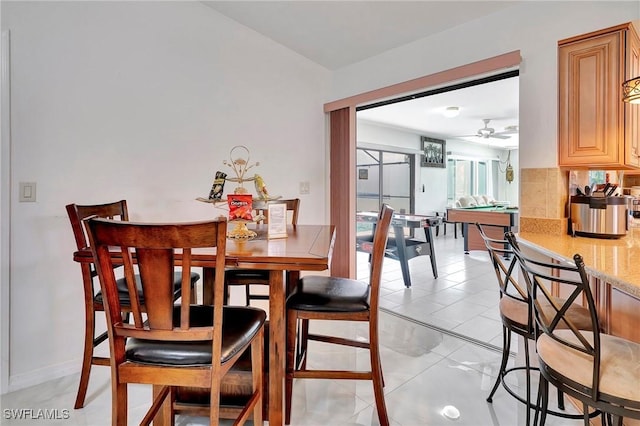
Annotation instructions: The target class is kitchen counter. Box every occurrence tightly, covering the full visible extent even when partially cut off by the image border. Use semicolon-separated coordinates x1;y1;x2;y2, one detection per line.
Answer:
518;228;640;344
517;228;640;298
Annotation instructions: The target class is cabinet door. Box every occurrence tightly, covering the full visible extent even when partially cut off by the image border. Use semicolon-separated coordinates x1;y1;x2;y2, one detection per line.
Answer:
625;27;640;168
559;31;624;167
606;286;640;343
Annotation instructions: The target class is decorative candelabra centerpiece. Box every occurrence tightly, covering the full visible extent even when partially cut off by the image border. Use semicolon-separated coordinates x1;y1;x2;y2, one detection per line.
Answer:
223;145;259;194
196;145;280;240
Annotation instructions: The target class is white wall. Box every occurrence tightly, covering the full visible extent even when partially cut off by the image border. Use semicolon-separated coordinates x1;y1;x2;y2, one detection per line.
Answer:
499;148;519;205
1;1;329;391
357;120;517;213
331;2;640;171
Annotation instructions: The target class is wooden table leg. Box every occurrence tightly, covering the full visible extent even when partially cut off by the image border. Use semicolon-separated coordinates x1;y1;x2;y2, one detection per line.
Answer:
268;270;285;426
286;270;300;296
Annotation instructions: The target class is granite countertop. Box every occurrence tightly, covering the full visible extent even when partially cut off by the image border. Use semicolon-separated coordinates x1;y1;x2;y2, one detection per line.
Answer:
517;228;640;298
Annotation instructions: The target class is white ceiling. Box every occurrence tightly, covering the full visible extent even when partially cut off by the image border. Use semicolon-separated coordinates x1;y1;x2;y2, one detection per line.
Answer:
203;1;520;149
358;75;519;148
202;1;519;70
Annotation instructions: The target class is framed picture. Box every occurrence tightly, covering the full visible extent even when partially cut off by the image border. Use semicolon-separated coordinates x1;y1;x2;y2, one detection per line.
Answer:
420;136;446;168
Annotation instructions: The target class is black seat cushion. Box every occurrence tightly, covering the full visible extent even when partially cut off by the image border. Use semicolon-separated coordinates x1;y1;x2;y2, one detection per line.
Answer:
225;269;270;282
286;275;370;313
125;305;266;366
233;321;270;372
94;272;200;306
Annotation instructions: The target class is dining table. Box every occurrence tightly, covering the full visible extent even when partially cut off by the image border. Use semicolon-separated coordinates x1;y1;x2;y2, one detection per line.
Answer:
73;223;336;426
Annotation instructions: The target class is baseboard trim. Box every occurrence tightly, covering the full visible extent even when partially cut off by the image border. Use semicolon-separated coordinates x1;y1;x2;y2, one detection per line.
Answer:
7;360;79;394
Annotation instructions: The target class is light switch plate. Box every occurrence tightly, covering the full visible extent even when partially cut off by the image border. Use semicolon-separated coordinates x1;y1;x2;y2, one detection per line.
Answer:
299;181;310;195
19;182;36;202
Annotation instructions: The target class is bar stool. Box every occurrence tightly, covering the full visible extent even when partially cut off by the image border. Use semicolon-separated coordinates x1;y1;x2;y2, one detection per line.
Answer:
285;204;393;425
507;232;640;426
477;224;596;425
66;200;200;409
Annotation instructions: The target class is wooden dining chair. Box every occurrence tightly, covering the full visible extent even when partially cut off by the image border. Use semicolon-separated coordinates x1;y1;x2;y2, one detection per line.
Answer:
477;224;594;425
86;216;266;426
65;200;200;409
284;203;393;426
224;198;300;306
506;232;640;426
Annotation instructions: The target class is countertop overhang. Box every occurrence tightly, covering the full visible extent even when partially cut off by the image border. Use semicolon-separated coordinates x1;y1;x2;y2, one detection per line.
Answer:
517;228;640;298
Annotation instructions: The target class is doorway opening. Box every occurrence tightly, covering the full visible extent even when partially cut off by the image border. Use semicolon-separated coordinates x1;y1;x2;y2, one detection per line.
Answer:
356;71;519;218
326;51;522;278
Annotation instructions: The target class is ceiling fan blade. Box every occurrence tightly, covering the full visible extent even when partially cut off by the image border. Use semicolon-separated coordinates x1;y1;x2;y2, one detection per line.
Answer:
495;130;518;136
489;134;511;139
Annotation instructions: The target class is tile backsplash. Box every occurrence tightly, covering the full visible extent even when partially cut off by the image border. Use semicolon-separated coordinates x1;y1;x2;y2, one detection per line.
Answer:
519;168;633;235
520;167;568;219
623;173;640;189
519;167;568;235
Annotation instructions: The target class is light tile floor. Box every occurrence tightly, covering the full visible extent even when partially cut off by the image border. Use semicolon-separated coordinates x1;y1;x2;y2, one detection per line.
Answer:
1;232;586;425
359;230;506;350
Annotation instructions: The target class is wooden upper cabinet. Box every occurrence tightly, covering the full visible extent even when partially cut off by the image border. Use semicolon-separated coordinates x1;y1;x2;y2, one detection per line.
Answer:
625;24;640;168
558;23;640;169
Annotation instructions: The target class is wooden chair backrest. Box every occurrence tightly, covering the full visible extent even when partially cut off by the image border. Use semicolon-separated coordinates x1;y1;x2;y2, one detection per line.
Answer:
368;204;394;312
66;200;129;250
66;200;130;303
86;218;228;346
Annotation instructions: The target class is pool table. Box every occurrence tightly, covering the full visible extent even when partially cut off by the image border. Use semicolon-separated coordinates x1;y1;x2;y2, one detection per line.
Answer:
446;206;519;253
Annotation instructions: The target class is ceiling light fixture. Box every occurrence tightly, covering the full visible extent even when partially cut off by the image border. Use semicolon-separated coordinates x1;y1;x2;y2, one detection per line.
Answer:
622;77;640;104
442;106;460;118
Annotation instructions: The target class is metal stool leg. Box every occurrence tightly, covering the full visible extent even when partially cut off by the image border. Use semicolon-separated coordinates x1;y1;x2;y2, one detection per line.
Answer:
487;325;510;403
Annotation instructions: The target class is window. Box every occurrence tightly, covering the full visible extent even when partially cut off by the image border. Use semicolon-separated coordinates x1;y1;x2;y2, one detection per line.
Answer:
447;157;496;204
588;170;606;184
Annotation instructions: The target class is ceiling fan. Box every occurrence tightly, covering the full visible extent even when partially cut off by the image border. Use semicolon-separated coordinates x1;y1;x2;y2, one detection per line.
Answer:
460;119;515;140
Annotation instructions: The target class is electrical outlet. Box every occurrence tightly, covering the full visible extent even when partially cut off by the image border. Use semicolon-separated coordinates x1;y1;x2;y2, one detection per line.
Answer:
299;181;310;195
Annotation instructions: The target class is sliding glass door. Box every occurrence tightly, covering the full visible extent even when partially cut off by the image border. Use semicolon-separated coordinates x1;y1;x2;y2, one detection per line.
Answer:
356;148;414;213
